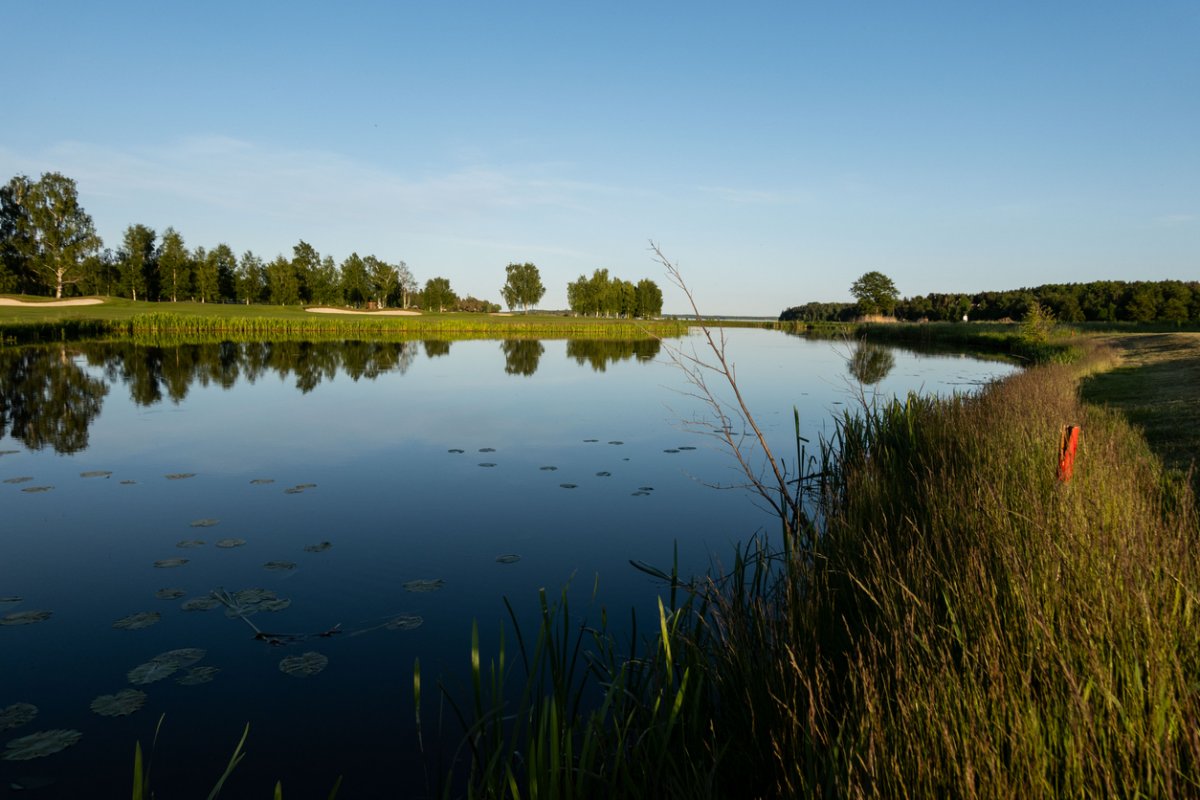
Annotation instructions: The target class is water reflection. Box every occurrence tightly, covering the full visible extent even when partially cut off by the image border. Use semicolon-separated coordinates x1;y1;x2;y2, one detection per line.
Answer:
567;338;662;372
847;341;897;385
501;339;545;376
0;338;667;454
0;345;108;453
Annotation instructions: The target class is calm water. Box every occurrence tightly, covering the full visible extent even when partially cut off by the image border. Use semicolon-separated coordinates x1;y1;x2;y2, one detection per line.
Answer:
0;330;1016;797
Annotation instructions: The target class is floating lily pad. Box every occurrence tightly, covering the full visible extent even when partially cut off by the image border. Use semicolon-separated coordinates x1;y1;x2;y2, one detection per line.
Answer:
215;538;247;549
0;596;21;605
232;588;276;605
152;648;206;668
583;439;599;443
678;446;697;451
176;539;205;549
2;729;82;761
385;615;424;631
112;611;161;630
153;558;188;568
478;447;496;453
90;689;146;717
20;486;53;493
278;651;328;677
595;471;611;477
0;450;18;456
559;483;577;489
447;448;464;454
303;541;332;553
638;486;655;492
177;666;220;686
663;449;680;453
120;480;137;485
127;660;178;685
155;588;185;600
478;463;496;468
221;588;285;618
1;610;51;626
0;703;37;731
608;441;624;445
632;491;651;496
80;470;112;478
402;579;445;593
263;561;296;571
539;466;558;471
3;477;33;484
258;598;292;612
249;478;275;485
495;554;521;564
181;596;219;611
190;518;220;528
164;473;196;480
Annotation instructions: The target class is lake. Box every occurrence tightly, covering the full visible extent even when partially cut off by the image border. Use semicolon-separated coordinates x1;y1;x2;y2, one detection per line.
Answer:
0;329;1017;797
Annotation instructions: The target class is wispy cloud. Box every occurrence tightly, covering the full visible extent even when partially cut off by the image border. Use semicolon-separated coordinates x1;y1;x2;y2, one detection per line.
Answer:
1155;213;1197;227
695;185;808;206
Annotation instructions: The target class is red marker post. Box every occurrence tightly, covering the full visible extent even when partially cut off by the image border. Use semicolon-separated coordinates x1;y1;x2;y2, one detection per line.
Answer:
1057;425;1080;482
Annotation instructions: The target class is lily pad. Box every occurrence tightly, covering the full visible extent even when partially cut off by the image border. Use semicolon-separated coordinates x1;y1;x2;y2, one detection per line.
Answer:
678;446;697;451
478;447;496;453
258;598;292;612
90;689;146;717
559;483;577;489
303;541;332;553
153;558;188;569
638;486;655;492
295;483;317;490
80;470;112;478
608;441;624;445
539;466;558;471
0;450;18;456
595;471;611;477
2;729;82;761
152;648;206;668
155;588;185;600
663;449;680;453
385;615;424;631
3;477;33;484
0;703;37;731
583;439;599;443
120;480;137;485
263;561;296;571
1;610;51;626
0;596;22;605
164;473;196;480
447;448;464;454
250;478;275;485
112;611;161;630
181;596;219;611
402;579;445;593
177;666;220;685
20;486;53;493
231;588;276;605
189;518;220;528
176;539;205;549
478;462;496;468
127;660;178;685
495;554;521;564
215;538;247;549
632;491;651;496
278;651;328;677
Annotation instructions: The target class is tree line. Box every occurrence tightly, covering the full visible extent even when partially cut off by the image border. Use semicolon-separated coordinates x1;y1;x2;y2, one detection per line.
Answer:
1;171;664;317
782;276;1200;325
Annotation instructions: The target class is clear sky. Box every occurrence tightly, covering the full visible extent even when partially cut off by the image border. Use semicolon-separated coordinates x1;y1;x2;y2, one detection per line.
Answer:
2;1;1196;315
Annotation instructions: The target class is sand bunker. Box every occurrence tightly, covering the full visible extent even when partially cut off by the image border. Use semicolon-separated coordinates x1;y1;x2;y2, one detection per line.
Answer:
305;306;421;316
0;297;103;307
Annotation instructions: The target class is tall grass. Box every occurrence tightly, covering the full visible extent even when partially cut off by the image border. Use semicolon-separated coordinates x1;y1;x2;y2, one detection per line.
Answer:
432;338;1200;798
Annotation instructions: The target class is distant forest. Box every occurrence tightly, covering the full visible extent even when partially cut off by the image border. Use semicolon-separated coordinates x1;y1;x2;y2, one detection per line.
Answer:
781;280;1200;324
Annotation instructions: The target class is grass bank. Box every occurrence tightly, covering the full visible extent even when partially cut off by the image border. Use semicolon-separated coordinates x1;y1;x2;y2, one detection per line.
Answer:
432;336;1200;798
0;298;688;343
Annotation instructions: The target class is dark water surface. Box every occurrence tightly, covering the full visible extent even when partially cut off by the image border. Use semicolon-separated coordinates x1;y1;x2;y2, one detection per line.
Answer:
0;331;1016;797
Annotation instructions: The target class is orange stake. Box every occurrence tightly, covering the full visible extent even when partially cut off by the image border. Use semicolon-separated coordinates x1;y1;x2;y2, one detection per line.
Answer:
1057;425;1080;482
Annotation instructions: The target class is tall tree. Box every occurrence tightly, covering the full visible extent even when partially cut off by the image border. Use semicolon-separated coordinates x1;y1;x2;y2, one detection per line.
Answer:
850;271;899;317
211;243;238;301
236;250;265;305
157;228;189;302
500;262;546;313
117;225;156;301
422;276;457;312
0;176;34;292
266;255;300;305
291;240;321;303
397;261;417;309
366;256;399;308
193;245;221;303
8;172;101;298
340;253;371;307
634;279;663;318
308;255;343;306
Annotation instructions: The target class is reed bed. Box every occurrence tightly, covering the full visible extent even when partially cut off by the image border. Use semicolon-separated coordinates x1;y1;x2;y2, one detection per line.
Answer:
433;338;1200;798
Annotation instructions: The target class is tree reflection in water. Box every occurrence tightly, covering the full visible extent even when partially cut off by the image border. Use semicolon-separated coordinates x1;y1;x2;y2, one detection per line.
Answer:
0;346;108;453
566;338;661;372
501;339;545;376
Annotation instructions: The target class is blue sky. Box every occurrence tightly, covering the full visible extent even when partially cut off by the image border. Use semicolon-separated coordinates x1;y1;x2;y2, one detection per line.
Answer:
2;1;1196;315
